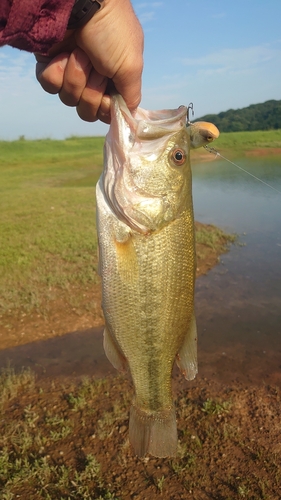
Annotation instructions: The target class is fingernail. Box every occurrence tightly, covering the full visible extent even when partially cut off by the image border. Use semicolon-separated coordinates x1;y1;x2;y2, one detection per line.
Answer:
99;95;111;123
101;95;111;112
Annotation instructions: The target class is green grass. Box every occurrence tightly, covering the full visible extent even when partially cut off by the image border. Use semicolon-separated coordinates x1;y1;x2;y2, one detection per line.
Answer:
213;128;281;152
0;366;35;409
0;136;104;314
201;398;231;415
195;223;236;251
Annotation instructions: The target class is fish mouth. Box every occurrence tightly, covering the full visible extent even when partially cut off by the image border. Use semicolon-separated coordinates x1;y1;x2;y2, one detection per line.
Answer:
111;94;188;144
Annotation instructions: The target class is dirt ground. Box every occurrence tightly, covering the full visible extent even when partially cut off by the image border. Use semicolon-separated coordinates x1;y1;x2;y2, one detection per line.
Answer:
0;221;280;499
245;147;281;156
1;369;280;499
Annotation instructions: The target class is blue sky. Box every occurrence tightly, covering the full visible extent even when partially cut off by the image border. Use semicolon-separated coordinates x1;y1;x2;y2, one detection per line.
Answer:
0;0;280;140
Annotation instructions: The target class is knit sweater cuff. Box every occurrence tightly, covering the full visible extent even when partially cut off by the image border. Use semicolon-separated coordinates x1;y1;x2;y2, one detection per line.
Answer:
0;0;76;55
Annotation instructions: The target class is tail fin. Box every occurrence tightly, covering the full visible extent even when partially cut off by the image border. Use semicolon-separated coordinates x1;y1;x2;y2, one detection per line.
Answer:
129;404;177;458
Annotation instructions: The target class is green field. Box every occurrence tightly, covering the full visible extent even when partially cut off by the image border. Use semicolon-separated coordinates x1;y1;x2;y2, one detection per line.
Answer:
0;130;279;316
0;137;104;314
212;128;281;151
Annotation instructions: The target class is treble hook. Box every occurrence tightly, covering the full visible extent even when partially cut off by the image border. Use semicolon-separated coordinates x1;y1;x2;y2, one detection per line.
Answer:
187;102;194;125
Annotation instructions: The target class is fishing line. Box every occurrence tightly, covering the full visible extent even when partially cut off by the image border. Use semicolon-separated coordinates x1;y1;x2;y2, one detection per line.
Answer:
204;146;281;195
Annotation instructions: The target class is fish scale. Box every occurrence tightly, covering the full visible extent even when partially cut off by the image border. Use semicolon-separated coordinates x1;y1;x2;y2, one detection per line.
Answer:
130;221;195;408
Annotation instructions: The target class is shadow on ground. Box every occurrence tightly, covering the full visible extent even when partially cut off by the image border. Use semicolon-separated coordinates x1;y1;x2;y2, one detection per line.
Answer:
0;327;115;379
0;321;280;389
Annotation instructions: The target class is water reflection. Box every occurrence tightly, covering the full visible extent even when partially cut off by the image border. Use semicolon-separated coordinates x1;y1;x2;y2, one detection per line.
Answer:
192;156;281;231
192;155;281;386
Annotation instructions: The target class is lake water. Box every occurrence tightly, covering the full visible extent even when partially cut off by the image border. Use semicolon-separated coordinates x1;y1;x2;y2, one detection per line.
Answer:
192;154;281;386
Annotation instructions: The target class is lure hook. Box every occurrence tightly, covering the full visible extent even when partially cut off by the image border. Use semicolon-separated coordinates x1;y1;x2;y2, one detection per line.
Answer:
187;102;194;125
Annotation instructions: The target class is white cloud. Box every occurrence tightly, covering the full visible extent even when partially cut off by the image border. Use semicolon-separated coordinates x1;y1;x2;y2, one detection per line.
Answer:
141;40;281;118
211;12;226;19
180;44;280;74
135;1;162;24
138;11;155;23
0;50;35;93
0;47;108;140
136;2;163;8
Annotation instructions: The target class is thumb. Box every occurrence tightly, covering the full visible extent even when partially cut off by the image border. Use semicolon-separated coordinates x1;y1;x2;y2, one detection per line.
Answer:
112;68;142;112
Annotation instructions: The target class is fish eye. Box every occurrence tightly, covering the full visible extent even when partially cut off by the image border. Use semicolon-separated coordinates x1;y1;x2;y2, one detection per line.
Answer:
170;147;186;166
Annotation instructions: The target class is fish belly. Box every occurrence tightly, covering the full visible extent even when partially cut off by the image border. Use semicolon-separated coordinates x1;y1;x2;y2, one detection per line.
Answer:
96;180;197;457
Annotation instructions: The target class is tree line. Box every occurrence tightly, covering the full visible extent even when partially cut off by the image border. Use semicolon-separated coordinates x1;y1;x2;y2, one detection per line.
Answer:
196;99;281;132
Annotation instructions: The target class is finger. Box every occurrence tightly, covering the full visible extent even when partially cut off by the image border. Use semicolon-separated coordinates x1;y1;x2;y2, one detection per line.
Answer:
97;95;111;124
111;24;144;112
113;64;143;112
76;69;109;122
35;53;69;94
59;48;92;107
36;54;69;94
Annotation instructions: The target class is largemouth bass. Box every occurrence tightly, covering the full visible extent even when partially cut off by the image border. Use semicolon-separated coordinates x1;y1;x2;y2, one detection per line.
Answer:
96;95;219;457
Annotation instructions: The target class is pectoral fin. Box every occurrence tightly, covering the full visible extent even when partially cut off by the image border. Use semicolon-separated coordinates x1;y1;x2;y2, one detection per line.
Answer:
176;312;198;380
114;231;139;284
103;324;127;372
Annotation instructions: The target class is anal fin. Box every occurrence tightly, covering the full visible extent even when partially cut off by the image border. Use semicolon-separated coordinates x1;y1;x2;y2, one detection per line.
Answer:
97;243;101;276
103;325;127;372
176;311;198;380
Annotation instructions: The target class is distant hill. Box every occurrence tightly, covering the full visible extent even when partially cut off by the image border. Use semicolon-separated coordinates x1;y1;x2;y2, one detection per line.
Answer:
196;99;281;132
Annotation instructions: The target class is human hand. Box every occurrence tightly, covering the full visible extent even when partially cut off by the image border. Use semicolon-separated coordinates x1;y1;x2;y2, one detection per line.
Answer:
35;0;144;123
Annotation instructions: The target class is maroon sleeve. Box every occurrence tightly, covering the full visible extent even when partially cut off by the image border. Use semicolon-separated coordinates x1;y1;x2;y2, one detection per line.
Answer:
0;0;75;55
